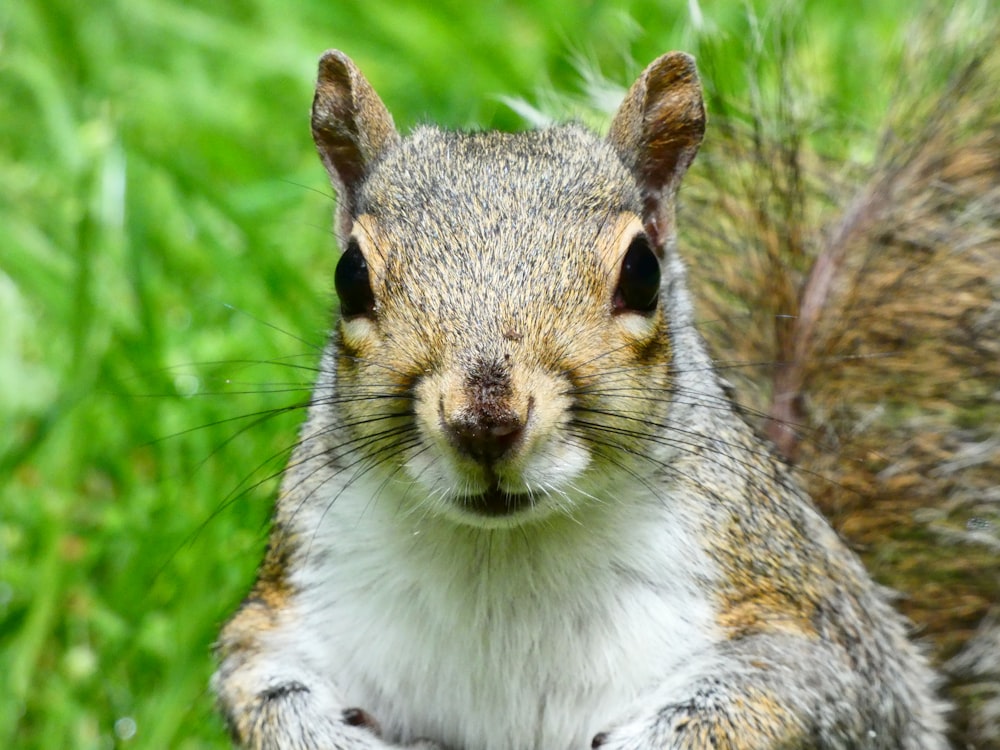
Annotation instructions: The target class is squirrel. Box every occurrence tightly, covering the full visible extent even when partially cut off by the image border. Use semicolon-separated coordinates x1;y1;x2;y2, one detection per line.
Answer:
211;50;954;749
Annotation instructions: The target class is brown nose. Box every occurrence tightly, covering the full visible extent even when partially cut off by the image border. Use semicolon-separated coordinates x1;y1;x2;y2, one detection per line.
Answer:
446;411;525;465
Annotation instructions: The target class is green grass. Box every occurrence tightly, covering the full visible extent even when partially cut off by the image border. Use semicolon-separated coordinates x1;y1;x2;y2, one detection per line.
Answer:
0;1;957;747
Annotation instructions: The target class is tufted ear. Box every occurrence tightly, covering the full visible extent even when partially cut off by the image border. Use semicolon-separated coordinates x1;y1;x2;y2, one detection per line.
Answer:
608;52;705;255
311;50;400;240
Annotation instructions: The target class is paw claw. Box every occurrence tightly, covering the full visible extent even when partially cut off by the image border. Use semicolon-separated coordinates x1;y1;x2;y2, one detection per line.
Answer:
342;707;382;736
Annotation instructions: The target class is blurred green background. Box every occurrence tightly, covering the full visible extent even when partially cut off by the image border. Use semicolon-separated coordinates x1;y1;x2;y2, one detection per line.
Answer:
0;1;941;747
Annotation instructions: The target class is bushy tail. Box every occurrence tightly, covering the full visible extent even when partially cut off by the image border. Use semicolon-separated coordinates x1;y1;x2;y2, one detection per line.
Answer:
682;7;1000;747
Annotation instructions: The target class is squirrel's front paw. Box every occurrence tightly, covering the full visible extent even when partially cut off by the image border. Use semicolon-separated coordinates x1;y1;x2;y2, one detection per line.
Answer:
221;679;405;749
589;708;692;750
343;708;447;750
590;723;650;750
590;698;800;750
342;707;384;736
590;728;638;750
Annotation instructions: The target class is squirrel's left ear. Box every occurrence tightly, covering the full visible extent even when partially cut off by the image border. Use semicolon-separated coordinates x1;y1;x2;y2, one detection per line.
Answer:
312;50;400;239
608;52;705;254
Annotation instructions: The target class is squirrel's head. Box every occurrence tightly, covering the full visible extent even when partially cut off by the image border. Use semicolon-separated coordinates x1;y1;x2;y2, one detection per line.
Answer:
311;51;704;528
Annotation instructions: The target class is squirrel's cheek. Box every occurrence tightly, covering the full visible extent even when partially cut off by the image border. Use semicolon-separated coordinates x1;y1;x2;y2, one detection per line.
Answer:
613;310;660;343
516;370;572;442
337;316;379;355
410;369;460;450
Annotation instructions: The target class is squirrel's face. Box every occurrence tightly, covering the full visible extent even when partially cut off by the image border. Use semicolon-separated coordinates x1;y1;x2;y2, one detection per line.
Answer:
310;50;704;528
331;128;671;527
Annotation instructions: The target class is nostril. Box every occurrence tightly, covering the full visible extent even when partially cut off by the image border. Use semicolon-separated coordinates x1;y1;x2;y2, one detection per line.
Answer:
487;419;524;457
449;414;525;465
489;421;521;438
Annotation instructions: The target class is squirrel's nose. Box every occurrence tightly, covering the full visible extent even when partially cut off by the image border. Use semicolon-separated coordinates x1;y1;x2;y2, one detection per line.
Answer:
446;412;525;465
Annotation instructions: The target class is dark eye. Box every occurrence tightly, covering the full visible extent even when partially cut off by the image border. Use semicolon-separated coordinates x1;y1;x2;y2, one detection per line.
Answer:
335;238;375;318
613;234;660;313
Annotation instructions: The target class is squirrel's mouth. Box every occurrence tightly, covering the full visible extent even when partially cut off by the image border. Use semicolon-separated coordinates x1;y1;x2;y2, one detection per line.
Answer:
462;485;535;517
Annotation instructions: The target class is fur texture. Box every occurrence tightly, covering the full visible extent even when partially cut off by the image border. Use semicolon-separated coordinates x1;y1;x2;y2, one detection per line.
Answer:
212;51;949;750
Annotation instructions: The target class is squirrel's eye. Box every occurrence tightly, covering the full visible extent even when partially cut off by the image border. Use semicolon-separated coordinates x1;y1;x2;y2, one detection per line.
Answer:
613;234;660;313
335;238;375;318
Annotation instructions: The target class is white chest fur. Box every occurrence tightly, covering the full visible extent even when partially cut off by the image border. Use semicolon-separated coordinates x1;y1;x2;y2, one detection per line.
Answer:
288;477;719;750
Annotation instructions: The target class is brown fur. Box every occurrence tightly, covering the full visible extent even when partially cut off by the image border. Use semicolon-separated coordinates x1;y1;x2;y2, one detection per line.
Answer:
678;11;1000;747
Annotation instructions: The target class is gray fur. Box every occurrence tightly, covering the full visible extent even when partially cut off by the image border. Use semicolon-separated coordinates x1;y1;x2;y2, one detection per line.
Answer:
213;51;951;750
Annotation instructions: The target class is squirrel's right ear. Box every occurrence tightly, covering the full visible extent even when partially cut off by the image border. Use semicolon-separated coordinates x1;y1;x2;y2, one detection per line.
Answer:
608;53;705;254
311;51;400;237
